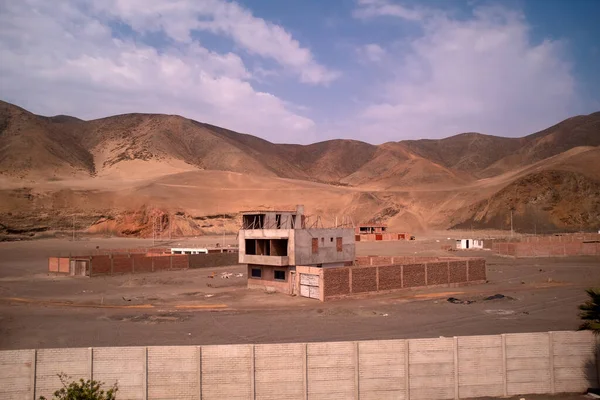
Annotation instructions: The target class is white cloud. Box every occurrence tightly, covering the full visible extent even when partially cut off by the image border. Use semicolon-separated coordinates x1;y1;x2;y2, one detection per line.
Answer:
354;5;579;140
89;0;339;85
357;44;386;62
353;0;427;20
0;0;316;142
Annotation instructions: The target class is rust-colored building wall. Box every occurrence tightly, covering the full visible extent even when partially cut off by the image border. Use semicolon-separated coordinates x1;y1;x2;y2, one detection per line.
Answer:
58;258;70;273
48;257;59;272
351;267;377;293
154;256;170;271
91;256;111;275
112;257;133;274
247;265;291;294
323;268;350;297
133;256;153;273
170;255;189;270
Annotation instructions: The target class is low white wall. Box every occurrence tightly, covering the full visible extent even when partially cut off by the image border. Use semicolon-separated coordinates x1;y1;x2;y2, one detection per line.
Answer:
0;331;597;400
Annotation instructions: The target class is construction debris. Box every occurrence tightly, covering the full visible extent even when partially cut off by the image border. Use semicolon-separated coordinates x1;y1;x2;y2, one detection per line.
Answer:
447;297;475;305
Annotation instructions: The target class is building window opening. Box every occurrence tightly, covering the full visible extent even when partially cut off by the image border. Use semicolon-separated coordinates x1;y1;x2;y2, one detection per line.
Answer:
251;268;262;278
321;237;324;245
274;270;286;281
330;237;333;242
312;238;318;254
243;214;265;229
275;214;282;229
336;237;343;252
245;239;257;255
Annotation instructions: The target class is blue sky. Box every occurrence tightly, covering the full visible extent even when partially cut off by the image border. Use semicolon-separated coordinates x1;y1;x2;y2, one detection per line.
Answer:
1;0;599;144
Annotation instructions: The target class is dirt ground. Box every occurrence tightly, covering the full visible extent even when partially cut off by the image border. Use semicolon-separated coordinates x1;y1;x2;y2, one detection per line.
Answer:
0;235;599;350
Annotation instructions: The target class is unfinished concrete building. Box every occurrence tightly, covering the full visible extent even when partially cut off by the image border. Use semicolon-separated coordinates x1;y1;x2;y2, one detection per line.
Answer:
239;205;355;299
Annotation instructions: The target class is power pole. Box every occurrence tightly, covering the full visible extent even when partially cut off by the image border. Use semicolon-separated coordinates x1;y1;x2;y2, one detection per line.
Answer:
72;215;75;242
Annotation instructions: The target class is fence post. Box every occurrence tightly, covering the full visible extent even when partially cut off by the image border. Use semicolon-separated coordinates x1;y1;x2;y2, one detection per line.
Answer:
143;347;148;400
453;336;459;400
354;341;360;400
405;340;410;400
198;346;202;400
501;334;507;396
30;349;37;400
303;343;308;400
250;344;256;400
549;332;555;393
89;347;93;380
89;257;93;278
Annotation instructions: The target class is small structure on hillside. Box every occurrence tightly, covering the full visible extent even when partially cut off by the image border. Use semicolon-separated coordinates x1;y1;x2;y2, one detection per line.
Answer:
239;205;355;299
354;223;412;241
456;239;484;250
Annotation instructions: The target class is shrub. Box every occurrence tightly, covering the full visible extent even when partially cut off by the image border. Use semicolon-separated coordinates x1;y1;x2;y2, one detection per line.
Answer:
39;373;118;400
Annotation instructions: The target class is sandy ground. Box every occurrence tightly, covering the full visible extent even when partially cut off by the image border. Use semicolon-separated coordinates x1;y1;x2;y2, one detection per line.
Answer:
0;235;599;350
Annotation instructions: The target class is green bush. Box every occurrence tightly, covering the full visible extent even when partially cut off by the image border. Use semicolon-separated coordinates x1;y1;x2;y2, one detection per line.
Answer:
39;373;118;400
579;288;600;335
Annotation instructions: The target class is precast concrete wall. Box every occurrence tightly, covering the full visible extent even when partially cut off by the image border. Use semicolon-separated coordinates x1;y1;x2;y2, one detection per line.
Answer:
1;331;597;400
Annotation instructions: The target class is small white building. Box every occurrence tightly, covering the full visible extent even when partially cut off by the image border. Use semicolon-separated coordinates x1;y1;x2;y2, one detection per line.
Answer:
456;239;484;250
170;248;209;255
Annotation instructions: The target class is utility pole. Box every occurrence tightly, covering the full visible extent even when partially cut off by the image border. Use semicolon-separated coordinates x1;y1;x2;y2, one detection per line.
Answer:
72;215;75;242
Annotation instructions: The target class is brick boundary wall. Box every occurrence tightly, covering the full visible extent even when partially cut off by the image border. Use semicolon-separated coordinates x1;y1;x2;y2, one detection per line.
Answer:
1;331;597;400
323;257;486;300
355;233;411;242
493;241;600;258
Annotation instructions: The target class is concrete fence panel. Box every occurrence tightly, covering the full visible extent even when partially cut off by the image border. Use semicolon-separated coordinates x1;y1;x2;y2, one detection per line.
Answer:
147;346;200;400
307;341;356;399
552;330;597;393
35;348;91;399
358;339;406;400
505;332;551;395
457;335;504;398
202;344;253;400
0;350;34;400
408;337;455;400
255;343;305;400
93;347;145;400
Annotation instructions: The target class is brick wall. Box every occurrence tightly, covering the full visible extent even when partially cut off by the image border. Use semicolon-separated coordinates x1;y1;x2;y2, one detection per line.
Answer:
112;256;133;274
323;268;350;297
351;267;377;293
1;331;596;400
188;253;239;269
467;258;487;282
493;240;600;257
378;264;403;291
91;255;111;275
403;263;426;288
323;257;486;300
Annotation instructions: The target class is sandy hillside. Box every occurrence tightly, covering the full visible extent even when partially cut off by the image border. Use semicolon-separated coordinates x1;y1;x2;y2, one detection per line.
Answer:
0;100;599;238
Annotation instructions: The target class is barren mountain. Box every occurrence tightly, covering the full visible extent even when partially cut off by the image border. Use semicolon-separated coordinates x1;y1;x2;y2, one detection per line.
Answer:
0;100;598;238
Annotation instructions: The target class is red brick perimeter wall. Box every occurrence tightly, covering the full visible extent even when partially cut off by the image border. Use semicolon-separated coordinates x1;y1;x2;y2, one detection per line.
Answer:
492;241;600;257
323;257;486;300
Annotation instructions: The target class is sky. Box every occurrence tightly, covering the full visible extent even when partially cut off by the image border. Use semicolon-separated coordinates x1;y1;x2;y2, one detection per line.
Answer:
1;0;599;144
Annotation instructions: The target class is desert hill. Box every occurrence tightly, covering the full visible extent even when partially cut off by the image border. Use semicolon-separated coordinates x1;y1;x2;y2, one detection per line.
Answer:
0;99;599;238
